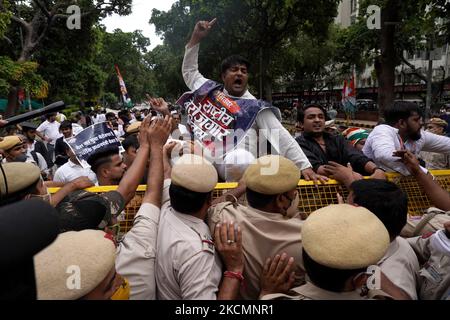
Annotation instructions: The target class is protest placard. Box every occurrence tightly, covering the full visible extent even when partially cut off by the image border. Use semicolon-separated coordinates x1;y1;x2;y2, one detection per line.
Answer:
66;122;123;168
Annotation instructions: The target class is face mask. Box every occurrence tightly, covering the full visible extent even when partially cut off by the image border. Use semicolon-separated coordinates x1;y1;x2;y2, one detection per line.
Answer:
284;192;300;219
13;153;28;163
111;278;130;300
29;188;51;203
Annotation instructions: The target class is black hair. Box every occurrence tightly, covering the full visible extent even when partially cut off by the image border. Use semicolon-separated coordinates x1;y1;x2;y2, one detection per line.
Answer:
21;124;37;132
350;179;407;239
384;102;423;126
246;188;278;209
106;112;116;120
303;249;365;292
59;120;72;130
86;147;120;174
220;55;251;75
297;104;328;123
45;113;56;119
169;184;211;214
122;135;139;152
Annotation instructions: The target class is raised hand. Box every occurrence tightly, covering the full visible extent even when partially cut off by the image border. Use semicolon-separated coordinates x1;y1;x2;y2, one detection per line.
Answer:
148;115;172;147
138;115;152;148
188;18;217;47
146;94;170;116
393;150;421;175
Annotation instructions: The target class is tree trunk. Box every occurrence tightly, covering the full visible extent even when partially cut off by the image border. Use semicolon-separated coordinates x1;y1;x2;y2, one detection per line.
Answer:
5;40;34;117
5;86;19;118
376;0;399;117
260;47;273;102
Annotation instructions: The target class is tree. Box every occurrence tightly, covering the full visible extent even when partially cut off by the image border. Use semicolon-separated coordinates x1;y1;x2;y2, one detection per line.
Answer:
35;16;107;106
0;0;132;116
96;28;155;104
336;0;450;115
150;0;340;101
272;25;348;101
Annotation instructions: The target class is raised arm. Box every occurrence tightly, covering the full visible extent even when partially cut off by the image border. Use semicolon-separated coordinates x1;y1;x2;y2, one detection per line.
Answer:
142;116;172;208
182;19;216;91
395;150;450;211
421;131;450;154
365;127;411;176
116;116;152;205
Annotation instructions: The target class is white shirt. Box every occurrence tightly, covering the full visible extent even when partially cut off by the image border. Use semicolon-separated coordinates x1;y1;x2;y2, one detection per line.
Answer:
115;180;170;300
178;123;188;135
37;120;61;144
114;125;125;138
155;180;222;300
363;124;450;175
182;44;312;171
72;123;84;135
25;150;48;173
53;160;98;184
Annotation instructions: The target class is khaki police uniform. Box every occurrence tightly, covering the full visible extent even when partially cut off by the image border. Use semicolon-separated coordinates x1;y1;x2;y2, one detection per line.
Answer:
407;233;450;300
208;200;305;300
155;154;222;300
261;204;392;300
401;207;450;238
156;202;222;300
115;180;171;300
208;155;304;299
378;236;420;299
419;150;450;170
261;282;370;300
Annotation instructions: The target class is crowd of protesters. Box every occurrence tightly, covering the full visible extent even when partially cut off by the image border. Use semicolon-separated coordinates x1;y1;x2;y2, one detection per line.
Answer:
0;19;449;301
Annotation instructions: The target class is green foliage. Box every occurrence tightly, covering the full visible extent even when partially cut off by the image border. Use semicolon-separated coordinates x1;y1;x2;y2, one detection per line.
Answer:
336;0;450;71
96;28;155;104
0;0;11;39
0;56;48;98
150;0;340;98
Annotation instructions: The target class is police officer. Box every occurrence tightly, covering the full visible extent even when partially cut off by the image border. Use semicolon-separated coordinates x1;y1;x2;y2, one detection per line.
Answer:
155;154;244;300
419;118;450;170
260;204;410;300
407;221;450;300
208;155;305;299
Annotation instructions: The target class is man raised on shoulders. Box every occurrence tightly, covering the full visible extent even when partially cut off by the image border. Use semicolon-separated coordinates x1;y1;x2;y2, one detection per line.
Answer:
180;18;325;184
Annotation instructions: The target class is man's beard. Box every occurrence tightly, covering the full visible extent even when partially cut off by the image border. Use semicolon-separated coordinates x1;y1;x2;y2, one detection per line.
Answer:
408;131;422;141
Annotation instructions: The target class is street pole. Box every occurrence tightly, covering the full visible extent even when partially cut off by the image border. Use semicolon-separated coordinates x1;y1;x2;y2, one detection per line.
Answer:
425;38;433;121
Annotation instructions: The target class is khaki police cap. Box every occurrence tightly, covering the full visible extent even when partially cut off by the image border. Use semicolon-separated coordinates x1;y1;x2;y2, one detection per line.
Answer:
126;121;142;134
243;155;300;195
428;118;448;128
0;162;41;196
171;154;218;193
34;230;116;300
0;136;23;151
302;204;390;270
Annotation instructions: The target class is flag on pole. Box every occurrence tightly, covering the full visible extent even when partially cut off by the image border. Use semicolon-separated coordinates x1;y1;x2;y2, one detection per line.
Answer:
115;65;132;108
342;75;357;116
